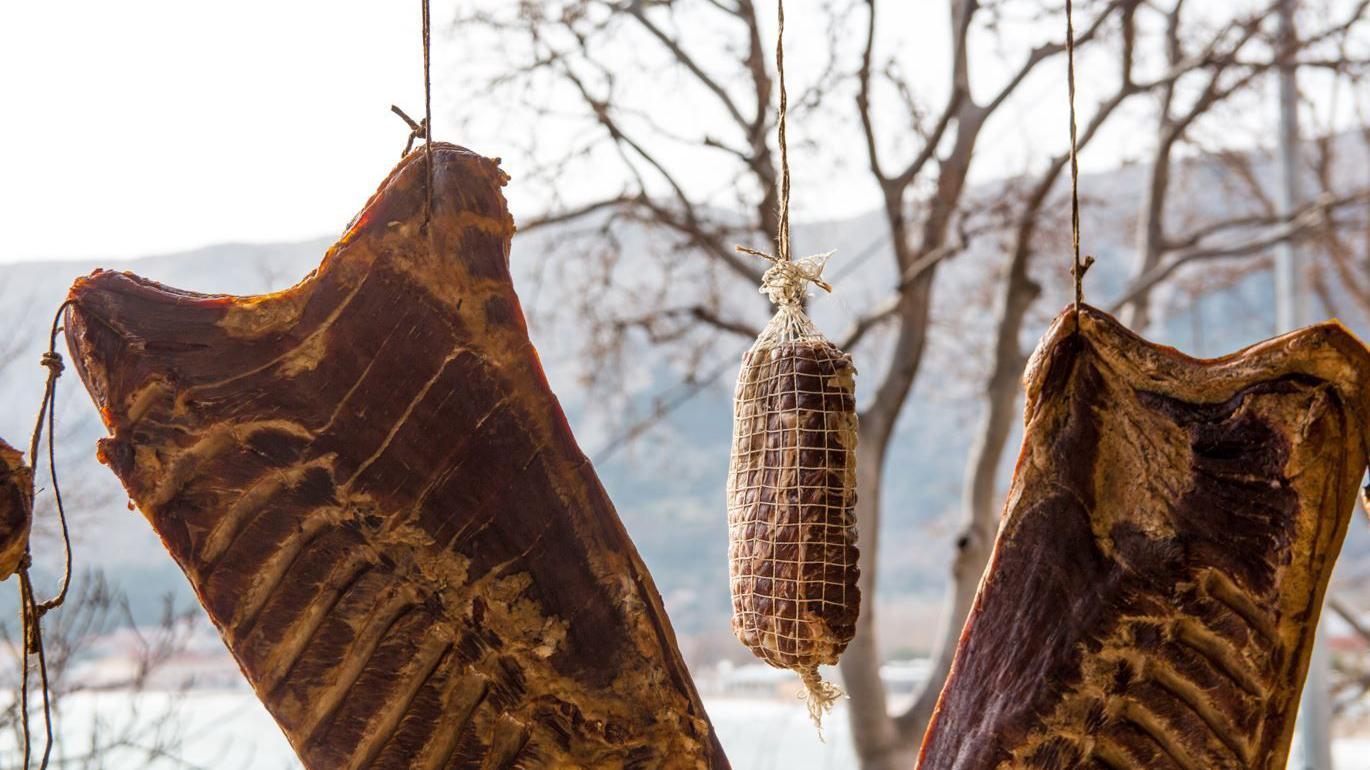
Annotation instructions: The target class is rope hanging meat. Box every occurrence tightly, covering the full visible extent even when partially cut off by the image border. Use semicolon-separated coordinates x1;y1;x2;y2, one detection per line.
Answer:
420;0;434;225
1065;0;1095;321
727;0;860;733
16;299;78;770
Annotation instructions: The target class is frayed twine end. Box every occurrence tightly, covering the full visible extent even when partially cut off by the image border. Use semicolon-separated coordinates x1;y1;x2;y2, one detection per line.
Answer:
798;666;844;740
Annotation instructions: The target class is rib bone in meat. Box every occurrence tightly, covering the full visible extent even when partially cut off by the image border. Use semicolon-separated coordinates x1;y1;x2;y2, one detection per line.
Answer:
918;305;1370;770
63;144;728;770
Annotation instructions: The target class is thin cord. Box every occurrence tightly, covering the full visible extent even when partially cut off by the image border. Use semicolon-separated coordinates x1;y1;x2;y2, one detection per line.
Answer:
18;299;77;770
19;565;31;769
422;0;434;227
29;301;75;613
1065;0;1088;321
18;570;55;770
19;568;36;770
390;105;427;157
734;0;831;292
775;0;791;263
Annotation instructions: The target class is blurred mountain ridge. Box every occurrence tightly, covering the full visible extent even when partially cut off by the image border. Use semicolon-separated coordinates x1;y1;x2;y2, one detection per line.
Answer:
0;135;1365;649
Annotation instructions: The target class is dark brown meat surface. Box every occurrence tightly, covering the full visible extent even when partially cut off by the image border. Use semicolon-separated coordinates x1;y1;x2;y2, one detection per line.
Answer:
0;438;32;580
918;305;1370;770
64;144;728;770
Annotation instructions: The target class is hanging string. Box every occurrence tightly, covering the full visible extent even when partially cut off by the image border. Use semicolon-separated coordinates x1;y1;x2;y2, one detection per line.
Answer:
18;568;54;770
736;0;833;300
421;0;434;227
26;302;75;612
18;299;77;770
1065;0;1094;323
390;0;435;223
775;0;791;264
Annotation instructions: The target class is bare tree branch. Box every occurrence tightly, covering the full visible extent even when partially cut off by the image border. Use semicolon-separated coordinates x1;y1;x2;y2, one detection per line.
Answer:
1108;192;1370;313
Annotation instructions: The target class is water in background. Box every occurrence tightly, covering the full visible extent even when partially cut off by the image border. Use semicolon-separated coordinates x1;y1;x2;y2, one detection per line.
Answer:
7;689;1368;770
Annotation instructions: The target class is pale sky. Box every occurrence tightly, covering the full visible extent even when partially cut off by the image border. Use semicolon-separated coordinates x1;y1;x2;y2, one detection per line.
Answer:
1;1;1338;265
1;1;427;263
0;1;1067;265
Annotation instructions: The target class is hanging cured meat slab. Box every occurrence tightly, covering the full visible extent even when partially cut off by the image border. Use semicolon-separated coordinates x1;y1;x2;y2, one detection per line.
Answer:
0;438;33;580
918;306;1370;770
63;144;728;769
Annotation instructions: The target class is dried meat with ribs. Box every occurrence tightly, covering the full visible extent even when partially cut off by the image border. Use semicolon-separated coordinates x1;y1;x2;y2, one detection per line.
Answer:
918;305;1370;770
0;438;33;580
63;144;729;769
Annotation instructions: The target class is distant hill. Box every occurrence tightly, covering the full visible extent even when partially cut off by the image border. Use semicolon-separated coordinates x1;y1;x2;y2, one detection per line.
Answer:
1;137;1366;655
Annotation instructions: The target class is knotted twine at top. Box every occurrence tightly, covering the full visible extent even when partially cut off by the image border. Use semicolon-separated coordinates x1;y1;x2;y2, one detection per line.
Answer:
740;248;834;306
739;249;836;348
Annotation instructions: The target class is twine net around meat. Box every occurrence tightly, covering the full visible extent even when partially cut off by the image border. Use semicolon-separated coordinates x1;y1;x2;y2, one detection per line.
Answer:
727;253;859;732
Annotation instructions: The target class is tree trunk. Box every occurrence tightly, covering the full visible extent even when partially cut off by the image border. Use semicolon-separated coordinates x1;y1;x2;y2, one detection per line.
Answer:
841;276;938;768
891;222;1042;744
1122;2;1180;330
841;95;987;770
840;442;914;770
1123;153;1171;331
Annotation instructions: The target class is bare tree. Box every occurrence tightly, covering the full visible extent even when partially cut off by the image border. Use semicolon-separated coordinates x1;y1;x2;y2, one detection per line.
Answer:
462;4;1135;765
1115;0;1370;329
1308;133;1370;319
839;4;1148;765
1;570;207;770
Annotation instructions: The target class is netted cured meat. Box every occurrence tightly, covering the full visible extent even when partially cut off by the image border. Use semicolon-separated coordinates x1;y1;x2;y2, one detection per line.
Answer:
727;256;859;726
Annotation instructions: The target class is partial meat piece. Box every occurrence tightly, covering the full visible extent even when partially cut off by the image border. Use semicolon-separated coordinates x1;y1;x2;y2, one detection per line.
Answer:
0;438;32;580
918;305;1370;770
64;144;729;770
